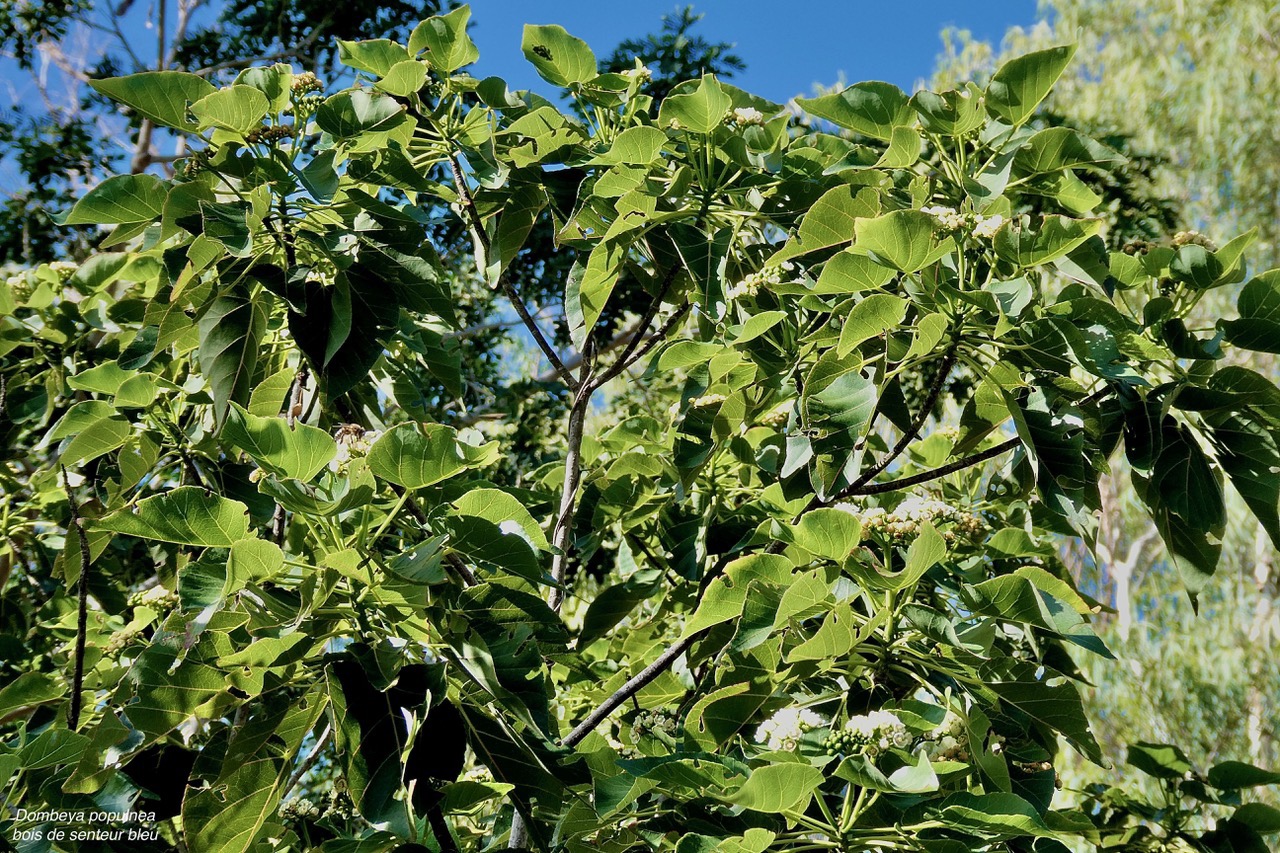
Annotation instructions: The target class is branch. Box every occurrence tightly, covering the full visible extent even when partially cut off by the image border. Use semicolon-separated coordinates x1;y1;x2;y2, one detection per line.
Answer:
282;723;332;799
446;153;572;385
590;264;683;391
846;437;1020;498
562;633;696;748
848;341;959;492
592;301;692;390
61;465;91;731
547;390;590;612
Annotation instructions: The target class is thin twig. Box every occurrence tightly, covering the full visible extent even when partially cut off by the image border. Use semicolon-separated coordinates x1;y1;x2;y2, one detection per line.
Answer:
282;723;332;799
847;341;960;492
562;634;696;748
61;465;91;731
590;264;683;391
846;437;1020;497
594;301;692;390
446;153;571;384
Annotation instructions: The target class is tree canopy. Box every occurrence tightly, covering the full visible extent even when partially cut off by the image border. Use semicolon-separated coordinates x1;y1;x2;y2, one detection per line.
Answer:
3;6;1280;852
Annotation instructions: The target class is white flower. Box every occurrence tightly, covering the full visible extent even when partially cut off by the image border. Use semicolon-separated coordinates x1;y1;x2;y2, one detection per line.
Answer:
921;205;969;231
726;263;792;300
731;106;765;126
972;214;1005;239
621;63;653;82
755;707;827;751
842;709;911;756
690;393;727;408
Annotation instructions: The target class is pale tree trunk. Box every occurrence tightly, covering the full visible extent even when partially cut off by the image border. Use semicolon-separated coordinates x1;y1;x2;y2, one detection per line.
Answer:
1244;526;1276;765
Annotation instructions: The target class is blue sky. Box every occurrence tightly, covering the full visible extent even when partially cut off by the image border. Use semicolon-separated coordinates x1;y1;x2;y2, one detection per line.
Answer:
463;1;1041;101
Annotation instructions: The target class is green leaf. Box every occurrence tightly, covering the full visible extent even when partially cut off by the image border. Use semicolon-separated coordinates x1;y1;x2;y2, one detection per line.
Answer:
19;728;90;770
684;554;791;635
223;403;336;481
95;487;251;547
1210;415;1280;548
791;508;861;561
805;366;876;434
813;250;896;294
939;792;1055;838
787;603;860;662
453;488;550;550
659;75;732;134
0;672;63;718
90;71;215;129
337;39;409;76
855;209;951;273
199;284;267;425
837;293;908;357
1014;127;1125;176
377;60;428;97
316;90;407;138
119;632;233;737
367;423;499;490
597;125;668;165
985;44;1077;127
985;662;1103;763
1208;761;1280;789
64;174;167;225
1235;803;1280;835
1151;425;1225;533
684;680;772;752
993;215;1102;268
248;367;296;417
521;23;597;87
234;63;292;112
191;85;270;134
797;81;913;141
770;186;879;264
1126;742;1193;780
227;538;285;593
911;84;985;136
729;763;823;813
59;411;131;466
410;7;479;72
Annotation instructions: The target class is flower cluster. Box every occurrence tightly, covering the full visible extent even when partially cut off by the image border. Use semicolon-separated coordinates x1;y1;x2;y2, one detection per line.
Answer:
330;425;381;474
102;623;145;656
758;405;790;428
726;262;793;300
462;763;495;784
128;585;179;611
291;72;324;94
1173;229;1218;252
629;707;679;743
48;261;77;282
851;495;986;543
620;63;653;82
921;205;1004;240
279;797;322;824
5;272;32;302
729;106;765;126
182;148;211;178
924;709;969;761
689;393;727;408
824;709;911;758
245;124;295;145
754;706;827;751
